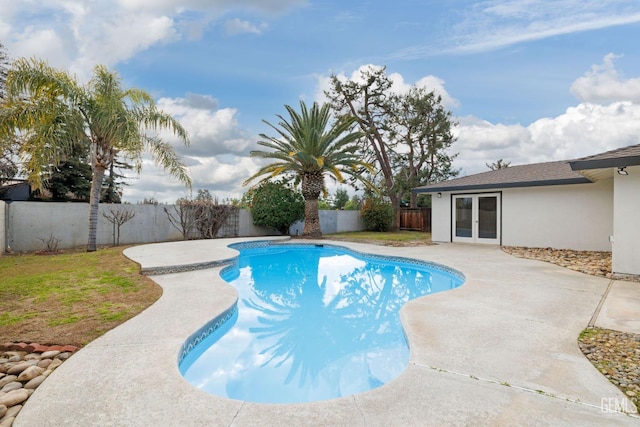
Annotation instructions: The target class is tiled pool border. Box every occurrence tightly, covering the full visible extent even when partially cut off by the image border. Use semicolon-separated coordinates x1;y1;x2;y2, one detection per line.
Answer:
176;239;465;367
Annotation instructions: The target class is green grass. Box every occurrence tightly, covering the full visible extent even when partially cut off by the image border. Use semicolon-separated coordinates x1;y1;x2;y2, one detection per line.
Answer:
326;230;432;243
0;247;161;346
0;312;39;327
578;327;598;340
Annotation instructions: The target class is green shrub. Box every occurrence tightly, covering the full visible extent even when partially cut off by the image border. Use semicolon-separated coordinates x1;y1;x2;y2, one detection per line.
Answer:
360;198;394;231
250;180;305;235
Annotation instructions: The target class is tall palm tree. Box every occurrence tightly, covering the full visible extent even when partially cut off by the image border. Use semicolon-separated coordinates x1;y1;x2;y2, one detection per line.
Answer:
0;58;191;251
244;101;371;237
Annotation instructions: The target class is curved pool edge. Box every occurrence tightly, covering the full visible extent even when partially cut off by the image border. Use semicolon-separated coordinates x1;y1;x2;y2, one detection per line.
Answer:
177;240;467;403
14;239;638;426
122;236;291;275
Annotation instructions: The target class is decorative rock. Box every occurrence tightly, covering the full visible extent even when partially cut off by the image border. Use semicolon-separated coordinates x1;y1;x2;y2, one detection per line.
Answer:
0;416;15;427
0;389;29;407
24;375;46;390
7;361;36;376
0;405;5;418
55;352;72;361
3;405;21;419
0;377;17;389
17;366;44;382
579;327;640;411
23;354;41;361
39;350;60;359
48;359;63;370
0;382;22;393
37;359;52;369
2;353;25;359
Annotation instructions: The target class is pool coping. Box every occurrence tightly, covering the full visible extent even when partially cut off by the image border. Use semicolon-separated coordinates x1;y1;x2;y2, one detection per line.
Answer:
15;238;640;426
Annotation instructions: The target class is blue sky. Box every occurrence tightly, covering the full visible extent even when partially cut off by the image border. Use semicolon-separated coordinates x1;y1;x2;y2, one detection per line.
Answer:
2;0;640;202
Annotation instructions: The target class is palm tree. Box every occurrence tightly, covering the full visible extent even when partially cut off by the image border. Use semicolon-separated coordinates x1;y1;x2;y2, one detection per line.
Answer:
0;58;191;251
243;101;371;237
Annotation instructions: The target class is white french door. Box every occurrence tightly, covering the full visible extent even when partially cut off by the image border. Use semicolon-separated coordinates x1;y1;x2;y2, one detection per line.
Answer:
452;193;501;244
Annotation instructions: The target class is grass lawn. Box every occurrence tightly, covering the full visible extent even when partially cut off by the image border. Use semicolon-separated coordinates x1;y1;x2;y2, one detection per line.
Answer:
0;247;161;347
325;230;432;246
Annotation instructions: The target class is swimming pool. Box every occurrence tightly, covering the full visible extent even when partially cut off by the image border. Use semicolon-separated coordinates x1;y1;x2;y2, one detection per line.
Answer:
179;242;464;403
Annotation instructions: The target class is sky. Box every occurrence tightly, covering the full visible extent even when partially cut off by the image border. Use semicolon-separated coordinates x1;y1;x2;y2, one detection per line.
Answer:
2;0;640;203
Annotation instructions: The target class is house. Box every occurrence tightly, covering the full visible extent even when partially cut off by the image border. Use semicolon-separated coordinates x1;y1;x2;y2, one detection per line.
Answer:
0;180;31;202
413;144;640;276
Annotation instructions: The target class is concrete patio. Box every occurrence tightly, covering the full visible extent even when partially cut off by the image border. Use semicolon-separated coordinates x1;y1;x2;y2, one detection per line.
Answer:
14;238;640;426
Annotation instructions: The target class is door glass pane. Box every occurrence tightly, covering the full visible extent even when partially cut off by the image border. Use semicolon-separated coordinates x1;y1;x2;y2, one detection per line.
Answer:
455;197;473;237
478;196;497;239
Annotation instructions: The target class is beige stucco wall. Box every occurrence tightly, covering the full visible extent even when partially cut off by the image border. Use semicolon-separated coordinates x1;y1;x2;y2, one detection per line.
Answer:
428;179;614;251
431;192;452;243
612;165;640;275
501;179;613;251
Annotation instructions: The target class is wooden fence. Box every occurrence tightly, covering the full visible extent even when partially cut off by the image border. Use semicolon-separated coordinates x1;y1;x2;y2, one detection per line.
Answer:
399;207;432;232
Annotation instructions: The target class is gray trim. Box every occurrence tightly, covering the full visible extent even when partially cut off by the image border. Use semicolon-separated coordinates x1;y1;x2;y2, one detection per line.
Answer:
413;177;590;193
569;156;640;171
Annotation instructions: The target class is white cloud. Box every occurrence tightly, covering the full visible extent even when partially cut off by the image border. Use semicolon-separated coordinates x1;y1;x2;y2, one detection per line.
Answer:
570;53;640;104
8;27;70;68
120;93;259;203
122;154;263;204
224;18;267;35
391;1;640;58
157;94;253;157
2;0;307;80
455;101;640;175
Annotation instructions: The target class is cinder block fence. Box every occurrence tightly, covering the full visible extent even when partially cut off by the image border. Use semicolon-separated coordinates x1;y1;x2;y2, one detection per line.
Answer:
0;201;364;253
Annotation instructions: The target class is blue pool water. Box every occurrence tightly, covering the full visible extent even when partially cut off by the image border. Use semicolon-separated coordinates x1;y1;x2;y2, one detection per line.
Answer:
179;243;464;403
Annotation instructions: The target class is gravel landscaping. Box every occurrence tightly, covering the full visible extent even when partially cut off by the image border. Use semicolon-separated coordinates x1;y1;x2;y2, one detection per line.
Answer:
578;328;640;411
0;343;77;426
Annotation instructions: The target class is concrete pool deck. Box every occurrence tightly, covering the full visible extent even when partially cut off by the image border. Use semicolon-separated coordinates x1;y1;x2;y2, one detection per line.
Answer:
15;238;640;426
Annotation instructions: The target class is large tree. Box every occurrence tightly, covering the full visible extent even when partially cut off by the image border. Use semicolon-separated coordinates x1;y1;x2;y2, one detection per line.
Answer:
243;101;371;238
0;41;8;100
0;41;17;183
325;66;458;223
46;140;93;201
325;67;398;217
0;58;191;251
389;87;458;207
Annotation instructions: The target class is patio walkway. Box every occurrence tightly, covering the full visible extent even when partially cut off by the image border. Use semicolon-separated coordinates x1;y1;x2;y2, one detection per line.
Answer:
15;238;640;426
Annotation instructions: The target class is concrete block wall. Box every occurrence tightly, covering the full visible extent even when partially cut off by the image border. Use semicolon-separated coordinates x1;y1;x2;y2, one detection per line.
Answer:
0;201;6;255
289;210;364;236
2;202;364;253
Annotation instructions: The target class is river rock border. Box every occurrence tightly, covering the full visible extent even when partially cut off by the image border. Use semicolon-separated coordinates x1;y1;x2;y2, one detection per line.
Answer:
0;343;77;427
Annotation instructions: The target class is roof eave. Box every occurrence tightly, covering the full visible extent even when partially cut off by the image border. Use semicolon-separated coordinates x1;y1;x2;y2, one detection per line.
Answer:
412;177;592;194
569;156;640;171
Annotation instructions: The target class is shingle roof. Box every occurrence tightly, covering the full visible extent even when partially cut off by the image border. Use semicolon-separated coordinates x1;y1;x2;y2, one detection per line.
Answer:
569;144;640;170
413;160;591;193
